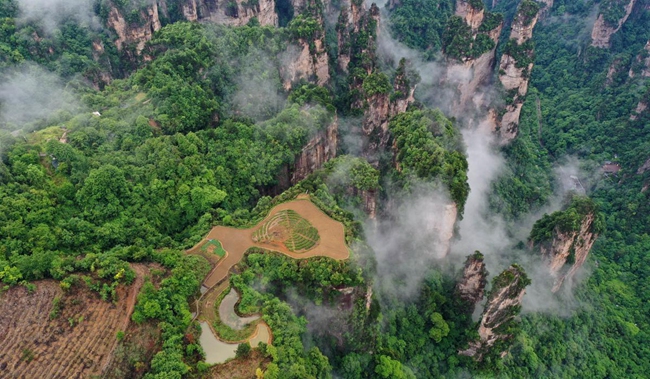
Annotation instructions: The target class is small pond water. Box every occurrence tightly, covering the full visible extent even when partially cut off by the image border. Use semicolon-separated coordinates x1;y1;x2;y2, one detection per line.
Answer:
199;322;237;364
219;288;260;330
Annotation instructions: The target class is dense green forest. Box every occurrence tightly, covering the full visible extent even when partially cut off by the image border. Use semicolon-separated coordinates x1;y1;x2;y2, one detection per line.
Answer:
0;0;649;377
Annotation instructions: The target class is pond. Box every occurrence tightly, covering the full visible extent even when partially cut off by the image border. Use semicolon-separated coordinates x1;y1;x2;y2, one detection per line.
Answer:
199;322;237;364
219;288;260;330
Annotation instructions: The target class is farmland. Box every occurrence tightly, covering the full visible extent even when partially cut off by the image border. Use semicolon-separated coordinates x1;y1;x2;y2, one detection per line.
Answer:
0;265;150;378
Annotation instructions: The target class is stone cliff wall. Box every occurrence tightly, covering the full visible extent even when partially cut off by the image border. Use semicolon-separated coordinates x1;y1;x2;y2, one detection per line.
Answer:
492;0;540;143
291;116;338;184
591;0;637;48
443;0;503;119
281;0;330;90
536;213;599;292
460;264;530;360
106;3;162;54
456;252;488;307
179;0;278;27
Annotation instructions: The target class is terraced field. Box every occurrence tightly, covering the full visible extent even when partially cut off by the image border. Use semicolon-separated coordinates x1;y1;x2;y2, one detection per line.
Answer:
189;195;348;363
252;209;320;253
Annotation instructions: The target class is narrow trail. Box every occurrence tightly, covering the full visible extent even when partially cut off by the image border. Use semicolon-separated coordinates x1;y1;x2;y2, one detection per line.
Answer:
187;195;349;350
100;264;150;375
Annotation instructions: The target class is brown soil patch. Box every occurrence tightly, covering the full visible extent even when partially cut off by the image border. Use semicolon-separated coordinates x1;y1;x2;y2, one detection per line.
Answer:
194;197;349;289
189;196;347;354
0;264;149;378
208;349;269;379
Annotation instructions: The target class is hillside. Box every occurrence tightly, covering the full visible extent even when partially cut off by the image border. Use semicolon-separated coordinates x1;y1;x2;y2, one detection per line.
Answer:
0;0;649;378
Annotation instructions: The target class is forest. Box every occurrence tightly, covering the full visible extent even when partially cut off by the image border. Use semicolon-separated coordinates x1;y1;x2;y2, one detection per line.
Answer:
0;0;649;378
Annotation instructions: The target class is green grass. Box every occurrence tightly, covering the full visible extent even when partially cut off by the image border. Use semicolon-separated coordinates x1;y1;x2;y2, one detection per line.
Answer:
212;286;259;342
201;239;226;257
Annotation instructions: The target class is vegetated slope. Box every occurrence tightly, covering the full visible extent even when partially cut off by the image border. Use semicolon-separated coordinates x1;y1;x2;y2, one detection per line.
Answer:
0;268;146;378
492;1;650;377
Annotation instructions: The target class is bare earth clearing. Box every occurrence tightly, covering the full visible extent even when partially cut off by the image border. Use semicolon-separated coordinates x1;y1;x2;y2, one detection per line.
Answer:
189;195;349;361
0;264;149;379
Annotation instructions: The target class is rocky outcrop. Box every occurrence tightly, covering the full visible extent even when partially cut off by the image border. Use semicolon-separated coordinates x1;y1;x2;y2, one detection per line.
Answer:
442;0;503;119
106;2;162;54
537;214;598;292
179;0;278;27
638;157;650;174
104;0;279;55
337;1;415;166
455;0;485;30
492;0;540;143
629;41;650;78
529;195;603;293
538;0;553;18
281;39;329;91
281;0;330;90
456;251;488;308
292;116;338;184
460;264;530;360
630;101;647;121
591;0;637;48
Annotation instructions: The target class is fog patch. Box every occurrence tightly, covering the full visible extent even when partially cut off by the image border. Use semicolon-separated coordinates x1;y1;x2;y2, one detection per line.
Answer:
230;48;286;121
15;0;100;33
0;63;79;132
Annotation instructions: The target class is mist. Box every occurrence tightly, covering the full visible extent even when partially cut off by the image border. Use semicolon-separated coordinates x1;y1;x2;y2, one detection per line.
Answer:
15;0;100;33
360;8;594;316
229;48;287;121
0;63;79;133
366;183;456;299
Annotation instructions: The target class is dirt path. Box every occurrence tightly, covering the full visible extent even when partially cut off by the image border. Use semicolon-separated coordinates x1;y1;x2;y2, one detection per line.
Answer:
99;264;150;375
189;195;348;349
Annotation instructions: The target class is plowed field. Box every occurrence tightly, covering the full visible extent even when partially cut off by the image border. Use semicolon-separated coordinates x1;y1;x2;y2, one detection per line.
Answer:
0;265;148;378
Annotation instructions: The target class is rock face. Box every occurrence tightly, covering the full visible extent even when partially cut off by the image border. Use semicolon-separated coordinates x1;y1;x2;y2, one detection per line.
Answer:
442;0;503;119
535;214;599;292
538;0;553;18
629;40;650;78
280;0;330;90
630;100;647;121
106;2;162;54
455;0;485;30
104;0;278;55
638;157;650;174
492;0;540;143
337;1;415;166
460;264;530;360
456;252;488;307
529;195;603;293
591;0;637;48
179;0;278;27
291;116;338;184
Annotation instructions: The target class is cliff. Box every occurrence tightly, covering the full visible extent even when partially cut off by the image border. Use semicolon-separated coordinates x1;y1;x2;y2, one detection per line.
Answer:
291;116;338;184
538;0;553;18
456;251;488;308
106;2;162;54
281;0;330;90
460;264;530;360
104;0;278;56
455;0;486;31
629;40;650;78
179;0;278;27
492;0;540;143
442;0;503;118
591;0;637;48
338;1;415;166
529;195;604;293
